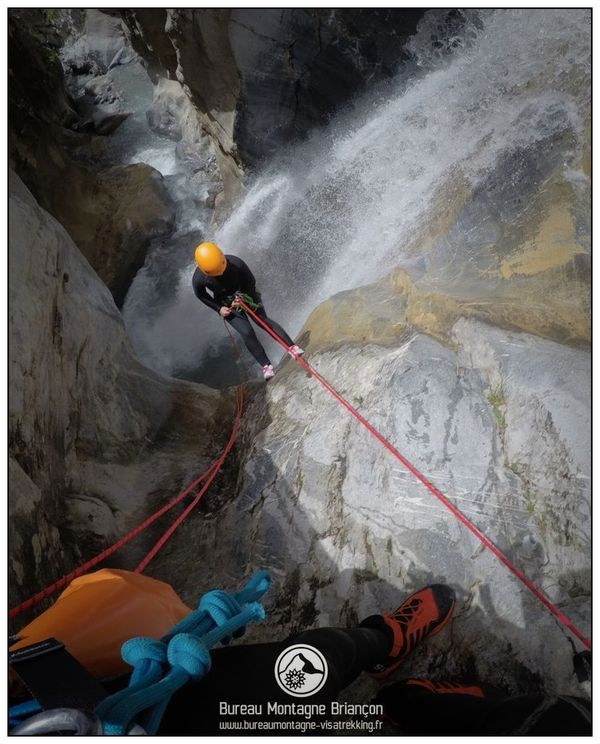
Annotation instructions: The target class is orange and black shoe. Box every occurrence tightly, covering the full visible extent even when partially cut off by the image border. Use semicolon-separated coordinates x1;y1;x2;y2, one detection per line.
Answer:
360;584;455;679
373;677;500;734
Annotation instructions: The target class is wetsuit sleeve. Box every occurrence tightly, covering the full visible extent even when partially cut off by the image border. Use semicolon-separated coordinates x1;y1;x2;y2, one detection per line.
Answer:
192;269;220;312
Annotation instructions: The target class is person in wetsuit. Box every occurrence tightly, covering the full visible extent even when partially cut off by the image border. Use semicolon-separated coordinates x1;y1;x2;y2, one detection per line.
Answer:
192;242;303;380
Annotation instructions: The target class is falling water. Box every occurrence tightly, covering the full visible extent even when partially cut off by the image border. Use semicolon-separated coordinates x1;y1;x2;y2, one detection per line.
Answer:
122;8;590;385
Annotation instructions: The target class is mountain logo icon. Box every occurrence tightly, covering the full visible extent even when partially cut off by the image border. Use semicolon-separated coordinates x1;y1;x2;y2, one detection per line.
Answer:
274;643;328;697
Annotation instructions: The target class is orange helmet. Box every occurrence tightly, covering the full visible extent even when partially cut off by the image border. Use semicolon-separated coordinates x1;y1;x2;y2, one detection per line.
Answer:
194;242;227;276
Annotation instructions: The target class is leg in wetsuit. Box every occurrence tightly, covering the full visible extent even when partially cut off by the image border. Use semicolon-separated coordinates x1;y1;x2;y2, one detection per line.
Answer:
374;679;592;736
158;624;391;735
157;626;591;736
226;304;295;367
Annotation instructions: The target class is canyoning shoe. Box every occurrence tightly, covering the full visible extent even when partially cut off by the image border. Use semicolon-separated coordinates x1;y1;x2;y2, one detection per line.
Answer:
373;678;502;735
262;364;275;381
289;344;305;358
361;584;455;679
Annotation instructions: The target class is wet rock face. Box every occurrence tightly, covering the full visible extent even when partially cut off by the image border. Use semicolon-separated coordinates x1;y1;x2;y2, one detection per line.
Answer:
145;78;187;140
61;9;133;76
398;132;591;347
228;9;426;163
61;11;137;131
117;9;427;205
49;163;176;308
153;314;590;698
8;172;227;615
8;11;589;711
8;10;77;129
8;10;178;307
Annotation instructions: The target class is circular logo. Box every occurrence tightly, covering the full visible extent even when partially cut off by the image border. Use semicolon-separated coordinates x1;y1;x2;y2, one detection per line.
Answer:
274;643;328;697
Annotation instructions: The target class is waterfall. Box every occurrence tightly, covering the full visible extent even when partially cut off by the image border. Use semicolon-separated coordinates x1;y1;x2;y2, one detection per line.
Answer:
122;8;590;385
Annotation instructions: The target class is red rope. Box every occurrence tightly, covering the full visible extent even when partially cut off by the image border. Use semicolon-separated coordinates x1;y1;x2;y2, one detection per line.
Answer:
134;385;244;573
238;299;591;651
133;321;247;574
9;385;245;619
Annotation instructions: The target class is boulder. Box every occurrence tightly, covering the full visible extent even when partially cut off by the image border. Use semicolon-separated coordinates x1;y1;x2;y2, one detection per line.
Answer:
145;77;224;213
72;72;130;132
146;78;187;140
11;155;176;307
49;163;176;307
83;74;122;106
89;110;130;135
63;9;131;74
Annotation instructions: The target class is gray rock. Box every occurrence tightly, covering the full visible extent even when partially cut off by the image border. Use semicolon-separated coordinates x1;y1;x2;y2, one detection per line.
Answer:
83;74;122;105
64;54;101;77
107;46;137;70
116;9;430;211
175;139;219;175
38;162;175;307
146;78;187;140
154;318;590;698
8;172;230;615
62;10;130;74
89;110;130;135
187;171;220;208
9;12;163;308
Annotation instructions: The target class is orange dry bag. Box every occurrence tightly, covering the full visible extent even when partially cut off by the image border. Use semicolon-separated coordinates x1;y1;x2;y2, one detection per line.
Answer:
10;569;191;680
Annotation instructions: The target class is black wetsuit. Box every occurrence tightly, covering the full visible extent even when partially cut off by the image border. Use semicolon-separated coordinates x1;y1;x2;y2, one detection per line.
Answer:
192;255;294;367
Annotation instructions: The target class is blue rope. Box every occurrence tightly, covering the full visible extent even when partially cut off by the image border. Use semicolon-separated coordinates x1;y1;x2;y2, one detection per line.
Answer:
9;699;41;729
96;570;270;735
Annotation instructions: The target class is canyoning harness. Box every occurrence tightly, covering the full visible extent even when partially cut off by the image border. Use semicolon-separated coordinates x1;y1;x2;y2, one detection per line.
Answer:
9;571;270;736
227;291;262;314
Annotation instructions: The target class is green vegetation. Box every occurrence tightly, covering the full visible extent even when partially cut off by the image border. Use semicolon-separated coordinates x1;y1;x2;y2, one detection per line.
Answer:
40;46;63;76
523;490;536;515
45;49;60;65
509;463;537;517
535;512;548;533
42;9;62;22
487;384;506;433
558;577;591;599
509;461;526;476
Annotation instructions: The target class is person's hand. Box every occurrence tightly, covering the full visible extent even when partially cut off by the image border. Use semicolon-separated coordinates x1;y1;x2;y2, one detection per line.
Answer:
219;306;232;317
231;296;241;308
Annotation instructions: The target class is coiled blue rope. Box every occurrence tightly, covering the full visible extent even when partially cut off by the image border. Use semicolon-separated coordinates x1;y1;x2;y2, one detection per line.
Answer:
95;570;270;735
9;699;42;728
